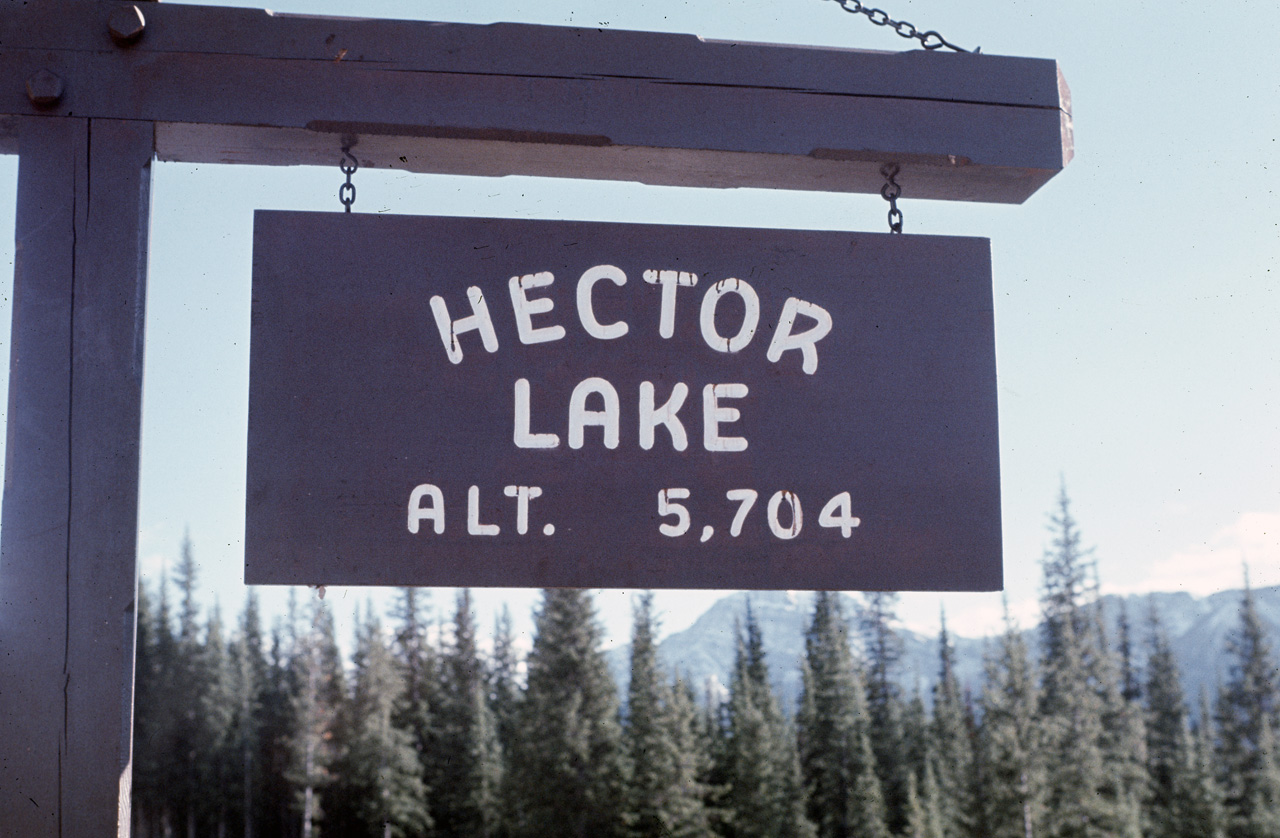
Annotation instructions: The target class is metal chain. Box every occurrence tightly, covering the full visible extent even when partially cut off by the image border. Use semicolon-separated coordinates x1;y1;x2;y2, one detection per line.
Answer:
825;0;976;53
881;163;903;234
339;147;357;213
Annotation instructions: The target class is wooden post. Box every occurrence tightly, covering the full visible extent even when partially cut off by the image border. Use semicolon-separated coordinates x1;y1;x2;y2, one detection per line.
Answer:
0;116;152;836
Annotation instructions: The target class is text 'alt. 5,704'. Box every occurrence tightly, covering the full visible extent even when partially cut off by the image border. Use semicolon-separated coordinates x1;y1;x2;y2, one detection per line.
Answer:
406;484;861;542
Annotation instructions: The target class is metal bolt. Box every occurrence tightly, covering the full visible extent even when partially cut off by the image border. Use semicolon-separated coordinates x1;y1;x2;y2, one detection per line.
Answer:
108;5;147;45
26;69;64;107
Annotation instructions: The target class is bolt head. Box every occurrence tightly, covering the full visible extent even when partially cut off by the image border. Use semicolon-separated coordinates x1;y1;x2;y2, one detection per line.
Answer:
108;5;147;45
26;69;64;106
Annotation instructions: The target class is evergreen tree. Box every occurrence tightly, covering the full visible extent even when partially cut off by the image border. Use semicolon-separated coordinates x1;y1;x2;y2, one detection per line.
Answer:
131;579;168;836
152;570;183;837
340;603;431;838
228;590;269;838
702;682;735;836
433;589;502;838
1240;716;1280;837
670;675;716;838
860;592;909;834
509;589;626;838
623;592;712;838
931;611;975;838
724;604;816;838
975;603;1043;838
488;605;521;838
198;605;239;836
626;591;670;838
1118;602;1142;704
1092;598;1147;838
391;587;438;760
1145;603;1209;838
172;536;203;837
170;534;227;838
259;607;301;837
389;586;440;837
1190;693;1229;838
903;764;945;838
488;605;521;748
1217;577;1280;837
796;591;888;838
132;537;245;838
901;688;930;795
286;596;345;838
1037;488;1114;838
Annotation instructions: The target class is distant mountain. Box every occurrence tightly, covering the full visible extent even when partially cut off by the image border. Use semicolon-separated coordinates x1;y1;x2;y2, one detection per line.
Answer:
1096;587;1280;707
605;586;1280;712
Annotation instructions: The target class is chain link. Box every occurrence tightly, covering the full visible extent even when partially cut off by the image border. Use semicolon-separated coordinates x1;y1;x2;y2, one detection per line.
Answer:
339;147;357;213
825;0;976;53
880;163;903;234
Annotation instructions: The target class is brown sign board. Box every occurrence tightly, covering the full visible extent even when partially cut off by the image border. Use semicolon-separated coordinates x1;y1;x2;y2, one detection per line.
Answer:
245;211;1001;591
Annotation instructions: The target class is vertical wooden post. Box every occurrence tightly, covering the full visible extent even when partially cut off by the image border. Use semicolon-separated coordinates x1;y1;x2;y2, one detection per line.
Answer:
0;116;152;836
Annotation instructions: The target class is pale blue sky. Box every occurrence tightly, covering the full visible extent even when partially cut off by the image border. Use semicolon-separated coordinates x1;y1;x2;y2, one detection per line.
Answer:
2;0;1277;645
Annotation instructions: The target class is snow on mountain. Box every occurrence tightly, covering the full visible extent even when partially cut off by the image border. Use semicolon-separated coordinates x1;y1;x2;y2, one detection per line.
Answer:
606;586;1280;712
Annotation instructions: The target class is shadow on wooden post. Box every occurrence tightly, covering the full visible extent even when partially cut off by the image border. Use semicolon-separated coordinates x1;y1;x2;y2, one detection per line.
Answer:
0;115;152;837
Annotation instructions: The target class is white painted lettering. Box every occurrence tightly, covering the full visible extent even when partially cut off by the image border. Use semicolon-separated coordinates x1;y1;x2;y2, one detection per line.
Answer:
818;491;860;537
638;381;689;451
513;378;560;449
657;488;691;537
503;485;544;534
702;383;749;452
568;377;621;449
577;265;629;340
767;490;803;539
766;297;833;375
508;272;566;345
407;484;445;534
700;278;759;353
429;286;499;364
726;488;758;537
467;485;500;535
643;269;698;339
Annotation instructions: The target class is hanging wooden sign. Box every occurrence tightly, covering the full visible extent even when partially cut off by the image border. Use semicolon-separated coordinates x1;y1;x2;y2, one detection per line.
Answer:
246;211;1001;590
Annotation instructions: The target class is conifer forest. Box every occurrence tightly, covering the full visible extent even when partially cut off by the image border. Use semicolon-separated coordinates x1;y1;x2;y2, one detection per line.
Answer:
131;492;1280;838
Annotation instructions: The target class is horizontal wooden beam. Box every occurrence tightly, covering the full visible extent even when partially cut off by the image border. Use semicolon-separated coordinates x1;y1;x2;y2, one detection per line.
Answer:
0;1;1071;203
